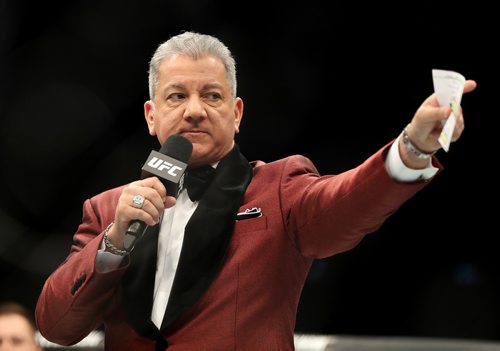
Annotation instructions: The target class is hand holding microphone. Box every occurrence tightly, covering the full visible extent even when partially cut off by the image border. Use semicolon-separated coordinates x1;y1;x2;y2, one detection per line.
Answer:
105;134;193;254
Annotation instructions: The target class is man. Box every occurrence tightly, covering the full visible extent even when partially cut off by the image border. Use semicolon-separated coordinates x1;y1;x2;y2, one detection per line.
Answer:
0;302;43;351
36;31;476;350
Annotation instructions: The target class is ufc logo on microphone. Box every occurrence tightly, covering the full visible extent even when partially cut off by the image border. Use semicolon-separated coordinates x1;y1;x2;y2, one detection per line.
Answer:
147;157;183;176
141;150;188;183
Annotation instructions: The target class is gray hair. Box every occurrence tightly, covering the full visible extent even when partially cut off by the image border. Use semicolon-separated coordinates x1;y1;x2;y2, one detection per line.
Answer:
148;31;237;100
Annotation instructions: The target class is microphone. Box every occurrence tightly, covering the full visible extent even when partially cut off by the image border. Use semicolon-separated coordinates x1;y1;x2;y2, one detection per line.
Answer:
123;134;193;251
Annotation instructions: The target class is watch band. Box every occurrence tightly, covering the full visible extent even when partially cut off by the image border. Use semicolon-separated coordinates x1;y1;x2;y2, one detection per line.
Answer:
402;125;437;160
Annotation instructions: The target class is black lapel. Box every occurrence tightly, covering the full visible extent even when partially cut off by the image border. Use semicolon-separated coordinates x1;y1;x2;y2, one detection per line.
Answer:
122;224;161;338
161;144;252;329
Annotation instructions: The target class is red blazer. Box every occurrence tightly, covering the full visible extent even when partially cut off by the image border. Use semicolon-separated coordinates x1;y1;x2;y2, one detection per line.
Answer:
36;147;439;350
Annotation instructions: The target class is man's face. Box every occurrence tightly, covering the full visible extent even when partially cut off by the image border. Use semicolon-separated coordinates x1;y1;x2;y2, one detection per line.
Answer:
0;314;41;351
144;54;243;168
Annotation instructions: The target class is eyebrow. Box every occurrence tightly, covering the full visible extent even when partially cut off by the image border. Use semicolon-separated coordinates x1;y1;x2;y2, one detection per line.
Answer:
200;83;224;92
163;82;224;93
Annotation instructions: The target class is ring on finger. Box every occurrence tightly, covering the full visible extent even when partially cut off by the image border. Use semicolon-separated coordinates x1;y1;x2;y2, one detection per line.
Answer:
132;194;145;209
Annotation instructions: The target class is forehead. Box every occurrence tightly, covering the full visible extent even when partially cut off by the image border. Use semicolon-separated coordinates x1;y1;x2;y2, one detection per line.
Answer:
0;314;34;336
158;54;228;86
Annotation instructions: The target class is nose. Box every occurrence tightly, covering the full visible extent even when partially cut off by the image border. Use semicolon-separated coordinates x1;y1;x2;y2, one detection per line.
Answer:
183;95;207;122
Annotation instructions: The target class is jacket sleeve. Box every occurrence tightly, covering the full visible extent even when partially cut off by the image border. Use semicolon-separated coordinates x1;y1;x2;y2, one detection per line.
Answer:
281;143;442;258
35;187;129;346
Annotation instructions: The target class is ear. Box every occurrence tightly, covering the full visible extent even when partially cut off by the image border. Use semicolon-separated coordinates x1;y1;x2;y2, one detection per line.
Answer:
233;97;244;134
144;100;156;136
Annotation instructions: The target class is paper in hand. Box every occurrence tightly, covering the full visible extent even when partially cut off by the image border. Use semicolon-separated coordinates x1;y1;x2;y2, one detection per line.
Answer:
432;69;466;152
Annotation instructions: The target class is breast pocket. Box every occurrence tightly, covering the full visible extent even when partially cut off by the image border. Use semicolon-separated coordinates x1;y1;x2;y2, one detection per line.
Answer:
228;215;268;256
234;214;267;233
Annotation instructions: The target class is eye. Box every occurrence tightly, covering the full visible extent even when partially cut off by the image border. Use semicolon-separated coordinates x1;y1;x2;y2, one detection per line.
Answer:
204;92;222;102
167;93;186;102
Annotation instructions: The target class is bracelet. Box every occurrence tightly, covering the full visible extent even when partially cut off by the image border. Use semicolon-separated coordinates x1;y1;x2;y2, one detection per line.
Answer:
402;125;437;160
103;222;128;256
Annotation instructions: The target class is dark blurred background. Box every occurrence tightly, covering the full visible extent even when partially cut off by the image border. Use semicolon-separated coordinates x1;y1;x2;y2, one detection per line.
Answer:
1;0;498;342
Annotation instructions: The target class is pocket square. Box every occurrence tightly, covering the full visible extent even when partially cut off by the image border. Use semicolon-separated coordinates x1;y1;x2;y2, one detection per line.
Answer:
236;207;262;221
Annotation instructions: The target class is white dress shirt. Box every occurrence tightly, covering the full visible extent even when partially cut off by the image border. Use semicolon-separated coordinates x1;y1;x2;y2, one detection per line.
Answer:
150;189;198;327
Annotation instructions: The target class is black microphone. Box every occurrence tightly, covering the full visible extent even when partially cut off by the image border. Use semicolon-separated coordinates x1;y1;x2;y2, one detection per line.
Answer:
123;134;193;251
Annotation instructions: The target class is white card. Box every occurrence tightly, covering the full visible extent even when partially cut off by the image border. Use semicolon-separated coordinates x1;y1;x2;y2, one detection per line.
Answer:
432;69;466;152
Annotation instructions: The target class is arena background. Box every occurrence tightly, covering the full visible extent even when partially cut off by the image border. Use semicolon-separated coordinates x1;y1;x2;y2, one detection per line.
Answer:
1;0;498;341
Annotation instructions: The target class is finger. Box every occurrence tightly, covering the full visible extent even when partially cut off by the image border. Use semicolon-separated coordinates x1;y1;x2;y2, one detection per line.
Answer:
129;196;162;226
127;189;166;220
421;93;440;108
116;181;164;225
451;108;465;142
133;176;167;198
134;176;177;207
463;80;477;94
451;122;465;142
414;104;451;126
129;177;169;205
121;191;163;226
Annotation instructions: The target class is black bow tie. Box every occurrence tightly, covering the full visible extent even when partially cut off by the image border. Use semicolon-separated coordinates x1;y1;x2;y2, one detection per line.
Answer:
183;165;216;201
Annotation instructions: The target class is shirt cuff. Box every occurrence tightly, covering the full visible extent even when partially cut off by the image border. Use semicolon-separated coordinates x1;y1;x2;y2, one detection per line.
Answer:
385;134;439;182
95;239;125;273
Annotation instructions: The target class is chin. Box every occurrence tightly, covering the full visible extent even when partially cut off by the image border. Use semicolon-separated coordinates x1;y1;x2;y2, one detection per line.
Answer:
189;149;211;167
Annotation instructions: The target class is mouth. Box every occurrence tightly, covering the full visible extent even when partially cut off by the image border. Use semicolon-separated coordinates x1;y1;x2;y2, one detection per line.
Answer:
180;130;207;137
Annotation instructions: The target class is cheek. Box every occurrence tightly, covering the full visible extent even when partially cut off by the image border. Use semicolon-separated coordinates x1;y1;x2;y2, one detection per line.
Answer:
153;121;175;143
218;117;238;133
211;125;234;145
